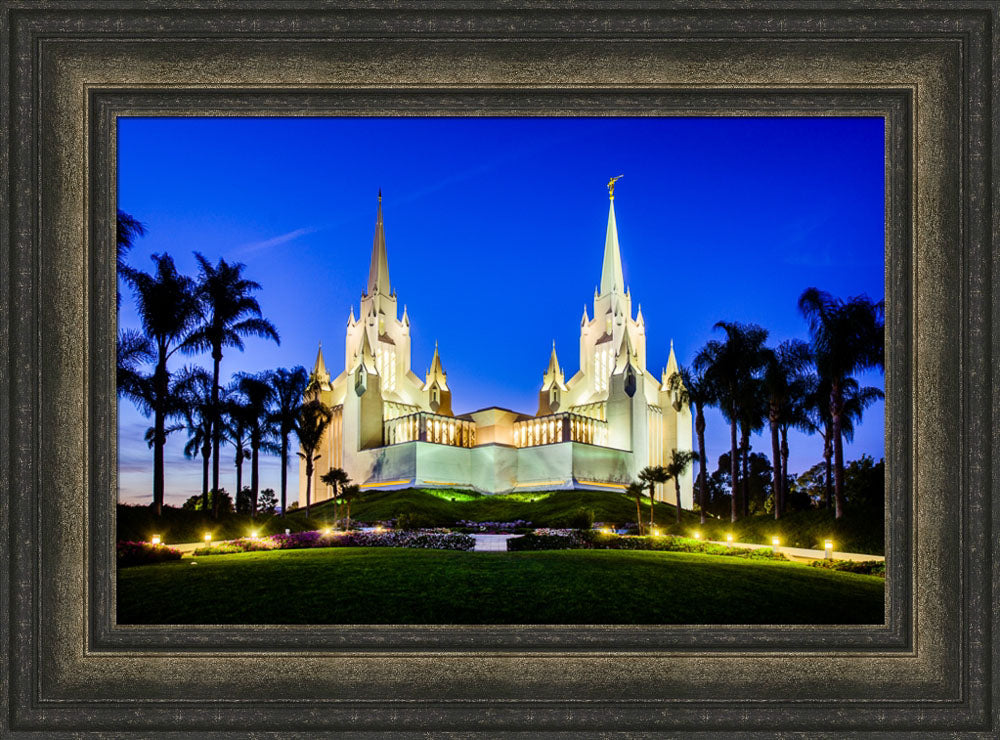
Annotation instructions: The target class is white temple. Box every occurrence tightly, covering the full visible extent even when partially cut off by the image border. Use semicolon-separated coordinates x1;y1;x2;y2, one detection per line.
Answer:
299;181;693;506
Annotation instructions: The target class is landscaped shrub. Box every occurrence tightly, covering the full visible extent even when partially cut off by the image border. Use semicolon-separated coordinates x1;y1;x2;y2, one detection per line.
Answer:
456;519;532;533
189;529;476;556
117;541;183;567
565;508;595;530
809;559;886;577
507;531;785;561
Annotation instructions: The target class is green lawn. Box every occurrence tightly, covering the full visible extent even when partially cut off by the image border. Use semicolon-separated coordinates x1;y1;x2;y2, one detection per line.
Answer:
117;547;885;625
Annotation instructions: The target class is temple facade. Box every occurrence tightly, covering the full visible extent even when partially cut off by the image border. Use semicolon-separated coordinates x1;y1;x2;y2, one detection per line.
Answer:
298;184;693;507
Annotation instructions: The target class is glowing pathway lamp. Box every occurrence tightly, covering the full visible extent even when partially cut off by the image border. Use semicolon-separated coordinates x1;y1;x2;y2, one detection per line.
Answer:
250;531;258;539
725;533;734;546
693;531;701;540
771;536;780;551
150;535;161;546
204;533;212;543
824;540;834;560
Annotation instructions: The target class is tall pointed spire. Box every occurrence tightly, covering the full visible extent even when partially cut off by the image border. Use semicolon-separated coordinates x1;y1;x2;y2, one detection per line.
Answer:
599;180;626;296
423;340;449;391
664;338;679;376
542;341;567;391
309;341;331;389
366;189;391;297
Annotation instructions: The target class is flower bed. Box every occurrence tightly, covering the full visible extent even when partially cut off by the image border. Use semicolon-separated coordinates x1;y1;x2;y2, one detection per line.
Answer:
191;529;475;557
456;519;532;533
117;541;183;567
809;559;886;577
507;531;785;560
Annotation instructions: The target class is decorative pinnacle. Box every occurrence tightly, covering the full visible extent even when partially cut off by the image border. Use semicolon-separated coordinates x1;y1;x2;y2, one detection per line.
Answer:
378;187;382;203
607;174;624;199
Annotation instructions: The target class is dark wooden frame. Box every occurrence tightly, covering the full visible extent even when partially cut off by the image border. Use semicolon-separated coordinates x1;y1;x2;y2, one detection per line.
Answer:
1;2;996;736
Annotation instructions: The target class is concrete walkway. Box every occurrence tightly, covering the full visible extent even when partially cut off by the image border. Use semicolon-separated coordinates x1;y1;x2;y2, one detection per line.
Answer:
706;540;884;563
471;534;522;552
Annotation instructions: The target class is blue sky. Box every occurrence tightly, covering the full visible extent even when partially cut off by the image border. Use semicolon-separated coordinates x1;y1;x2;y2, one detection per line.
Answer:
117;116;885;506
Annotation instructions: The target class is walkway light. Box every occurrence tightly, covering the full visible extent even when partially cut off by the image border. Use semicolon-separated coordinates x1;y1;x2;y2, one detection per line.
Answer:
323;528;331;535
693;531;701;540
151;535;161;546
652;528;660;537
250;531;258;539
726;533;733;546
824;539;834;559
204;533;212;543
771;536;780;547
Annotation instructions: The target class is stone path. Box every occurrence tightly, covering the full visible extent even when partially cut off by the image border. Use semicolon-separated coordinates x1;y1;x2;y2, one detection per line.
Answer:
706;540;885;563
471;534;522;552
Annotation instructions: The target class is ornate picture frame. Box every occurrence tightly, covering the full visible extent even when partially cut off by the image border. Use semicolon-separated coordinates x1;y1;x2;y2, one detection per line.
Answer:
1;2;995;735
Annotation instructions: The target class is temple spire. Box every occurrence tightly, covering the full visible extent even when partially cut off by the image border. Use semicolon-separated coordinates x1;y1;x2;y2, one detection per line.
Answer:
599;178;626;296
424;341;449;391
542;341;567;391
366;190;391;297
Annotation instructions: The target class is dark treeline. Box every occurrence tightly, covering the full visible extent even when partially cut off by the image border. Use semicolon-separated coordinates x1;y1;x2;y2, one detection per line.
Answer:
659;293;884;525
116;210;322;520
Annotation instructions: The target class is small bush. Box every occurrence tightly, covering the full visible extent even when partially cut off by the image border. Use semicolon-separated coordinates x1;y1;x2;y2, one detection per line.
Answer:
565;508;595;530
117;541;183;567
809;559;885;577
396;511;438;530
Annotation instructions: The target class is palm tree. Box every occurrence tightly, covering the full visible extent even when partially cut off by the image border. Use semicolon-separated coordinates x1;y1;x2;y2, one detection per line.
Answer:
780;373;814;506
626;482;646;535
116;328;152;403
294;399;333;519
761;339;812;519
320;467;351;529
664;449;699;524
667;365;715;524
116;210;146;308
798;288;884;518
737;378;767;517
803;374;883;510
222;394;252;510
232;372;277;519
638;466;669;532
340;484;362;531
174;366;215;510
185;253;280;518
268;366;309;516
119;254;200;516
695;322;769;522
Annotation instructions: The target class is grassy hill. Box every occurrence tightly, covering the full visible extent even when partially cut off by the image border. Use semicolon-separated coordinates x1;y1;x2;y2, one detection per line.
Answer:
117;547;885;625
119;487;883;555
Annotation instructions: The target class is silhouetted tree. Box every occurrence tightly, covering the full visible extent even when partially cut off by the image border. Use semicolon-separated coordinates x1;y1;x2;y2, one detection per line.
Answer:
186;253;280;518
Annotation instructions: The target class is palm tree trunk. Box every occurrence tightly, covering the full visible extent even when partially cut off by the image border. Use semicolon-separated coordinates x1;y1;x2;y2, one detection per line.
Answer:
740;426;751;518
695;406;708;525
250;442;260;520
823;434;833;509
305;458;313;519
649;485;656;533
830;380;846;519
279;433;289;516
235;449;243;510
780;428;789;512
674;478;682;524
201;443;210;510
634;495;643;536
346;500;351;531
210;348;222;519
333;484;340;530
729;419;739;523
152;407;165;518
152;358;168;517
769;412;781;520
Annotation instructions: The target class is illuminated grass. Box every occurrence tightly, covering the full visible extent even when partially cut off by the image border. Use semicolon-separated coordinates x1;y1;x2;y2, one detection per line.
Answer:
117;547;885;625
